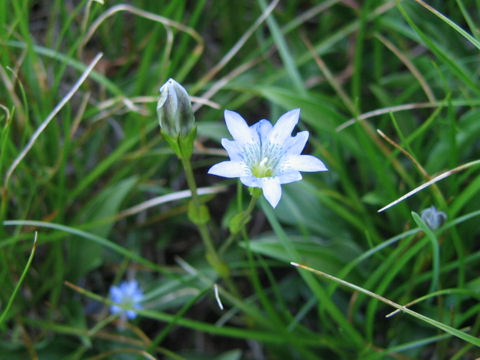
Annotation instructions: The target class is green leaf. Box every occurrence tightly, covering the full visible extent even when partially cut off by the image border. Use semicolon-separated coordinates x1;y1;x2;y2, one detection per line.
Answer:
243;235;363;282
197;121;229;142
255;86;344;132
411;211;440;293
70;177;137;279
415;0;480;51
214;349;242;360
395;0;480;96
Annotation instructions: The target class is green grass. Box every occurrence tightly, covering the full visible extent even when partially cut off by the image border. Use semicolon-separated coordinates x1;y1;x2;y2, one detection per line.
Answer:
1;0;480;358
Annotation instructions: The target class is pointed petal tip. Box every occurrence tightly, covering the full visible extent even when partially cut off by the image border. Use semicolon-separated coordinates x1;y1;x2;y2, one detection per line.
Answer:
269;109;301;145
224;109;239;118
207;164;218;175
287;155;328;172
261;177;282;208
283;108;301;121
267;196;280;208
224;110;254;144
207;165;219;175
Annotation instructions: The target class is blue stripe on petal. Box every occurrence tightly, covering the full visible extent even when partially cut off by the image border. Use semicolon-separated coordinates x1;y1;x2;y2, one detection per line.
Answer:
251;119;273;140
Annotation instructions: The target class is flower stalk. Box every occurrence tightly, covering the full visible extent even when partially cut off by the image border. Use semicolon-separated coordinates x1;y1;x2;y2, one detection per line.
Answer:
219;191;260;256
181;157;228;277
157;78;226;277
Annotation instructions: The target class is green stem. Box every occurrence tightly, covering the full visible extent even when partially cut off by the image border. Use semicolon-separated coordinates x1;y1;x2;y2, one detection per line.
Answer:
219;192;259;256
180;157;221;267
181;159;245;300
245;192;259;213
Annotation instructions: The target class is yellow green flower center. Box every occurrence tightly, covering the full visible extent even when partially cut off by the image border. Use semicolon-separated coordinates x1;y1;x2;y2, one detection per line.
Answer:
251;157;274;178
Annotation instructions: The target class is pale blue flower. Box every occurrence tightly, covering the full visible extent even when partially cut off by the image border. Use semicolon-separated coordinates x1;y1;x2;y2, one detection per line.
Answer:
421;206;447;230
208;109;327;207
109;280;143;320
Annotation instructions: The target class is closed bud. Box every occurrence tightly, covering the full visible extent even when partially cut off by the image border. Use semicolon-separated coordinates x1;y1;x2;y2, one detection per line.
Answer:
157;79;195;136
421;206;447;230
157;79;196;159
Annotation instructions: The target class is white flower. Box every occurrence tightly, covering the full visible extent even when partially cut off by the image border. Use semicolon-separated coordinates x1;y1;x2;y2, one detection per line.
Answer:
208;109;327;207
109;280;143;320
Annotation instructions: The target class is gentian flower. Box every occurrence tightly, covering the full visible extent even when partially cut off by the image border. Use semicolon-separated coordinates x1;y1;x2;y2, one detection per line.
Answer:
109;280;143;320
421;206;447;230
208;109;327;207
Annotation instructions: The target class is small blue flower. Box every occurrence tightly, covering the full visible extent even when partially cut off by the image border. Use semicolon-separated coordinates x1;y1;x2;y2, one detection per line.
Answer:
109;280;143;320
421;206;447;230
208;109;327;207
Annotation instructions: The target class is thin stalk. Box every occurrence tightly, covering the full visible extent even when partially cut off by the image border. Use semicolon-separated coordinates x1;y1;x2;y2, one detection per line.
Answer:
219;194;259;256
180;158;221;267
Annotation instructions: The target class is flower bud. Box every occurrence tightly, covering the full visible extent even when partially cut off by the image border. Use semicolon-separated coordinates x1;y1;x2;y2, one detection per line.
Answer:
421;206;447;230
157;78;195;137
157;79;196;159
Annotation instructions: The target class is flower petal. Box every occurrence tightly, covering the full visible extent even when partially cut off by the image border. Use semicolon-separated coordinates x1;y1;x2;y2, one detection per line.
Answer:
240;175;261;188
277;171;302;184
261;177;282;208
124;281;136;294
421;206;447;230
208;161;249;178
284;155;328;172
221;139;243;161
225;110;256;144
126;310;138;319
268;109;300;146
283;131;309;156
110;305;121;314
251;119;272;141
110;287;122;302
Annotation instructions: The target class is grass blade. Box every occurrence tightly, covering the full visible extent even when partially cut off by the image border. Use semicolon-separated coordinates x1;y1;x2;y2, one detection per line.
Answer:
291;262;480;347
0;232;37;326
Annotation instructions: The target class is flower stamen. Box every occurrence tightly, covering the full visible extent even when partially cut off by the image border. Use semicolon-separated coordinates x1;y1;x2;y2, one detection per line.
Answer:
252;156;274;178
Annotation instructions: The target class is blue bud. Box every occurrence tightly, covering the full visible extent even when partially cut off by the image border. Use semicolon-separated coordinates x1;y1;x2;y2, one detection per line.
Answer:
421;206;447;230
